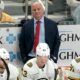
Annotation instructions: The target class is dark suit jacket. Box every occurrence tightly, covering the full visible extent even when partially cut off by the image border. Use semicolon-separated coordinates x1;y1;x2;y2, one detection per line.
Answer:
19;17;60;63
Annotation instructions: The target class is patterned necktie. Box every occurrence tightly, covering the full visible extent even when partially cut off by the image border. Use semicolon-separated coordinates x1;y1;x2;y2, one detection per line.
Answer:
34;21;40;53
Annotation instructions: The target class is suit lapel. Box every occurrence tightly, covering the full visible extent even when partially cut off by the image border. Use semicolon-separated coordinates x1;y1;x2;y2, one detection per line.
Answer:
30;19;34;44
44;17;48;43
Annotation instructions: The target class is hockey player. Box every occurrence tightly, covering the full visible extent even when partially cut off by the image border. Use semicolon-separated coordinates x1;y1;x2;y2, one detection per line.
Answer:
0;48;19;80
65;56;80;80
21;43;58;80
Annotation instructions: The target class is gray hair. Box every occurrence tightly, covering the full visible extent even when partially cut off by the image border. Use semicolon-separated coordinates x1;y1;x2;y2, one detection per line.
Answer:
31;0;45;11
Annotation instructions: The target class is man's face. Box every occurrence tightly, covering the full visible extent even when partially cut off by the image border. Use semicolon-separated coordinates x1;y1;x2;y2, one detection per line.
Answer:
0;59;9;73
37;56;48;67
0;59;5;73
31;2;45;20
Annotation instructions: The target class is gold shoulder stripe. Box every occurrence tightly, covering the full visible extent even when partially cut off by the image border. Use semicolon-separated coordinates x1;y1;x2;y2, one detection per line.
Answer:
75;57;80;63
27;62;33;68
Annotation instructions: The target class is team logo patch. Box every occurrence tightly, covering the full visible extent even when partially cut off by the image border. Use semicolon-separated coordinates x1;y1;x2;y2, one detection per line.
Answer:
27;62;33;68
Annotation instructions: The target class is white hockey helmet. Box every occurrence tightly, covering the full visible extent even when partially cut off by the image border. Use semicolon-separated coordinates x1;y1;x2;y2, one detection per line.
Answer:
0;48;10;59
0;0;5;10
36;43;50;56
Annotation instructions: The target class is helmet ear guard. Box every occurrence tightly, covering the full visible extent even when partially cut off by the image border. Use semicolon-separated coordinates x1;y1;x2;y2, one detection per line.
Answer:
0;48;10;60
36;43;50;57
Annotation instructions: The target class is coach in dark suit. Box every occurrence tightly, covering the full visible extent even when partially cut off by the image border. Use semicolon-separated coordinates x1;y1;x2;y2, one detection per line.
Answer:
19;0;60;64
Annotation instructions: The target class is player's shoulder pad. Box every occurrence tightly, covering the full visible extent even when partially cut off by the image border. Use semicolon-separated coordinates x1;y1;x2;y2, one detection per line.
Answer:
22;58;37;77
71;59;77;67
49;59;58;69
75;56;80;63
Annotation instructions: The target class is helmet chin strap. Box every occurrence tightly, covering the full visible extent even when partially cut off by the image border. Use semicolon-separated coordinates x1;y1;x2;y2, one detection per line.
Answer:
0;58;10;80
